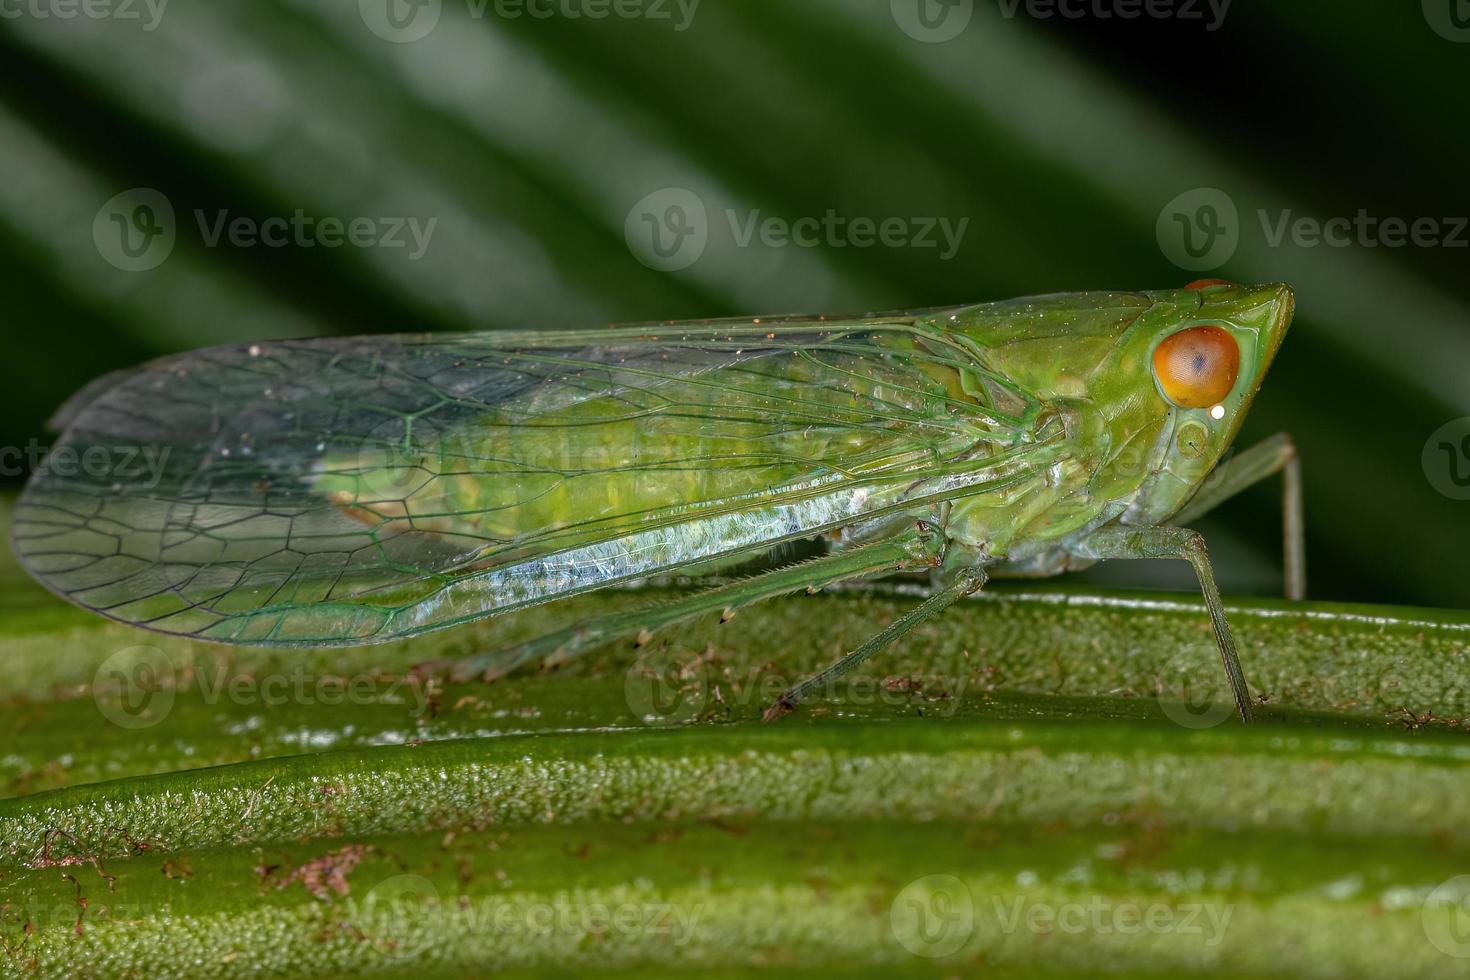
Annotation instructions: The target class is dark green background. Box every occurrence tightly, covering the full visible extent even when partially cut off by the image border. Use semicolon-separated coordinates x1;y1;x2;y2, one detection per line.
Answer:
0;0;1465;605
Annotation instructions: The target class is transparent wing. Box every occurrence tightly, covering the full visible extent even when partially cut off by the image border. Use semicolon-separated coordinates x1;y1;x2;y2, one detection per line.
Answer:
12;312;1065;645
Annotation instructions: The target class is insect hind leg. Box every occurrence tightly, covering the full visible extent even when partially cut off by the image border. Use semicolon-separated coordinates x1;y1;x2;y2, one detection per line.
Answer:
416;535;934;683
763;565;988;722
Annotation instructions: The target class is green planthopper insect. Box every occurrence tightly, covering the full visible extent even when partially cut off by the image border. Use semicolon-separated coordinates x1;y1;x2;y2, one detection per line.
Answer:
12;280;1302;722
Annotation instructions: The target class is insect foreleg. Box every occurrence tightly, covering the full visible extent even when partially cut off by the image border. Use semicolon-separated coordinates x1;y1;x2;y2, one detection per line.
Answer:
419;534;932;683
1067;525;1253;723
1171;432;1304;600
762;565;987;722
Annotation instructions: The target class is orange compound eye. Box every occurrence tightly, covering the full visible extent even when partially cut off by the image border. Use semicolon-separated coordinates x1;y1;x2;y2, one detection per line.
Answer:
1152;325;1240;409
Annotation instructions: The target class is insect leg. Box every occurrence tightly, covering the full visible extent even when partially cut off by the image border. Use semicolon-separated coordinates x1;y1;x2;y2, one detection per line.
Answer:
762;566;987;722
1067;525;1253;723
1171;432;1305;600
422;535;931;682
